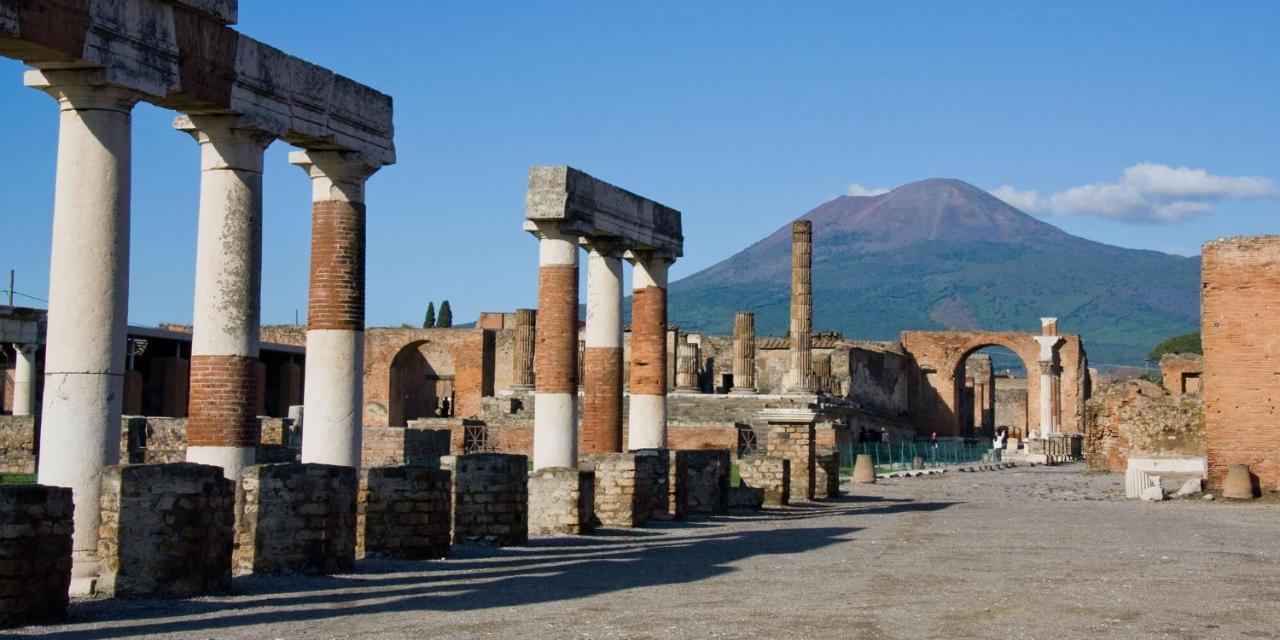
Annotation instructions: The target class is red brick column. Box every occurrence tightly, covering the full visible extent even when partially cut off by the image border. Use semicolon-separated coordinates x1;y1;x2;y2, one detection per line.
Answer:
532;226;579;469
628;253;671;450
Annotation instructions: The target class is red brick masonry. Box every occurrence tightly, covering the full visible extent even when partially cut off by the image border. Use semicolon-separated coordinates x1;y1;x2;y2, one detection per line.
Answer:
630;287;667;395
582;347;623;453
188;355;259;447
535;265;578;394
308;200;366;331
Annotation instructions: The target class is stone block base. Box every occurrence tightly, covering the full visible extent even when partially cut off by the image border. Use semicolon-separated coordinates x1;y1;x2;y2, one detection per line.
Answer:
766;423;816;502
815;450;841;499
728;486;764;510
362;427;452;469
234;464;357;575
674;450;731;516
0;485;72;627
359;466;452;559
581;452;655;528
442;454;528;545
528;468;596;536
738;455;790;506
633;449;674;520
98;463;234;597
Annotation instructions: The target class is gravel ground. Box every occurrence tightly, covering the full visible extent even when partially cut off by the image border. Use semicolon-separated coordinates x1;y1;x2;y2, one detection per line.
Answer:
11;463;1280;640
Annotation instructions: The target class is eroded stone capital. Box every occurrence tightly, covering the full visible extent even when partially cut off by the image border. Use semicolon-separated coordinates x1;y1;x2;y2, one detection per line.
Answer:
289;150;380;203
174;115;275;173
23;69;143;112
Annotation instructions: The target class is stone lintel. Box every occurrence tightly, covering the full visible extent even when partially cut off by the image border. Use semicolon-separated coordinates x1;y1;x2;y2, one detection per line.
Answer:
524;166;683;258
756;407;819;426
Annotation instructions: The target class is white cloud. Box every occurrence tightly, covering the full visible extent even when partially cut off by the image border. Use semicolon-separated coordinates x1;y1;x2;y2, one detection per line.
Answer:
846;183;890;197
991;163;1278;223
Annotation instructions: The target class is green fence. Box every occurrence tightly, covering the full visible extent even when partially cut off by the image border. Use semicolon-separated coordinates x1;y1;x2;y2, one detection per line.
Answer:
838;440;996;474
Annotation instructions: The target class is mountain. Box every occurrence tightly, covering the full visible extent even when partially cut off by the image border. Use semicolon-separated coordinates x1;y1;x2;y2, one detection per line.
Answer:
667;179;1201;366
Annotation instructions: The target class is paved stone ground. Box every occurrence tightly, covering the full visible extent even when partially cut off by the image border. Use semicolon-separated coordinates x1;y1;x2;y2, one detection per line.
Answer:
14;464;1280;639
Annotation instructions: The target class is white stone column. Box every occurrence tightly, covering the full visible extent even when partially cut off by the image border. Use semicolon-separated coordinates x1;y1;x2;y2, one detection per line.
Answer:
291;151;379;469
26;70;141;586
176;116;274;481
532;227;579;469
11;344;36;416
581;244;624;454
627;253;671;450
1034;334;1063;436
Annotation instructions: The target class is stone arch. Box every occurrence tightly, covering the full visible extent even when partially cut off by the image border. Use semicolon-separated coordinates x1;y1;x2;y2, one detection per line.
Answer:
386;340;456;427
947;341;1037;439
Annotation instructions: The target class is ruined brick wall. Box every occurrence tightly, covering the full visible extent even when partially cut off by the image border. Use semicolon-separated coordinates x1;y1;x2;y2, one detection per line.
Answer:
674;450;730;516
97;463;234;597
0;485;72;627
1202;236;1280;491
814;450;840;499
358;467;451;559
1160;353;1204;396
1084;380;1205;474
993;378;1028;434
259;325;307;347
363;328;495;427
846;343;911;414
441;454;528;545
0;416;34;474
234;464;357;575
528;467;595;536
767;424;815;502
738;456;789;506
361;427;450;468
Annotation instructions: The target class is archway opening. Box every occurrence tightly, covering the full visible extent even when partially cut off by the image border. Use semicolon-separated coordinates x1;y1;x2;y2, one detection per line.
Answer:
955;345;1028;440
388;340;456;426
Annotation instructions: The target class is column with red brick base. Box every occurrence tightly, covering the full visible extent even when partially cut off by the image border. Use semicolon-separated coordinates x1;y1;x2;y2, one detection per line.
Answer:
532;226;579;469
582;245;623;454
291;151;379;468
627;254;672;450
177;116;274;480
26;70;142;589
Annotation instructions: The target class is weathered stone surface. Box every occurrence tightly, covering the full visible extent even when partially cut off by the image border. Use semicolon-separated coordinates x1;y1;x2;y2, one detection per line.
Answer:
0;416;34;474
737;455;790;507
674;450;730;517
523;166;683;258
97;463;234;597
581;452;654;528
814;450;841;499
441;454;528;546
528;468;595;536
362;427;451;468
234;464;357;575
728;486;764;510
633;449;674;520
1084;380;1204;474
0;485;72;627
358;466;451;559
767;422;816;502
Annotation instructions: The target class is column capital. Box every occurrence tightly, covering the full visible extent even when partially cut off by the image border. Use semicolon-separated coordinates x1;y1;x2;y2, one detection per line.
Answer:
1033;335;1064;361
24;69;143;112
623;248;676;268
174;115;275;172
289;150;380;203
579;237;627;258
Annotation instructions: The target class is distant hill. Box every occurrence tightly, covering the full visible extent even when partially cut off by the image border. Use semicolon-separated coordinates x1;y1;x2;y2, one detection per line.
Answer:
667;179;1201;366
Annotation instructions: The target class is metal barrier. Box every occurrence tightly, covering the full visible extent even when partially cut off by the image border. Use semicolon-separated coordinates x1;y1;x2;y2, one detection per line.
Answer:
838;440;996;474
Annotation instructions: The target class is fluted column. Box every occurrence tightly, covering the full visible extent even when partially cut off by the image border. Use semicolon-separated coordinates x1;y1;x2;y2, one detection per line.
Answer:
582;245;623;454
813;353;832;395
785;220;814;393
531;226;579;469
511;308;536;391
675;337;700;392
627;253;671;450
731;312;757;394
291;150;379;468
11;344;36;416
26;69;142;584
176;116;273;481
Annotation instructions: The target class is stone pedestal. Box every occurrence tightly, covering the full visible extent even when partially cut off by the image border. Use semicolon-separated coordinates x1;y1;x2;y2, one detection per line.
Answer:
528;467;595;535
442;454;528;545
674;450;731;516
761;408;818;501
814;450;841;499
738;455;790;506
97;463;234;597
633;449;674;520
234;463;357;575
358;466;452;559
0;485;72;627
582;452;654;527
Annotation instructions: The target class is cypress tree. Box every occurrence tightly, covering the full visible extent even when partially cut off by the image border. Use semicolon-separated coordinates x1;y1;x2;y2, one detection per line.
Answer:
437;300;453;328
423;301;436;328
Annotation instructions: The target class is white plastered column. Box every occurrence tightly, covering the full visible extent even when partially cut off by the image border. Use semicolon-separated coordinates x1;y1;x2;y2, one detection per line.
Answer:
533;228;579;469
176;115;274;480
627;254;670;450
584;248;623;352
291;150;378;469
11;344;37;416
1034;335;1063;436
26;69;141;585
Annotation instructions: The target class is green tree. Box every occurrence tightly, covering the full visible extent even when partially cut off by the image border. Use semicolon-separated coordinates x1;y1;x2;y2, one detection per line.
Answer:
423;301;436;329
1148;331;1202;360
436;300;453;328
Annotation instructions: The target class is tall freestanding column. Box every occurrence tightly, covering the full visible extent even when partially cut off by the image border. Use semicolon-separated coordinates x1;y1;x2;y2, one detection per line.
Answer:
1034;331;1063;437
784;220;814;393
291;151;379;468
26;70;141;584
11;344;36;416
511;308;537;391
582;245;623;454
531;226;579;469
628;253;671;450
731;312;757;393
177;116;273;480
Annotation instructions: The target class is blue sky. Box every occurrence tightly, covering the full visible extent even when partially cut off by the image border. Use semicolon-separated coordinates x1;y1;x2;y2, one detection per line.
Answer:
1;1;1277;328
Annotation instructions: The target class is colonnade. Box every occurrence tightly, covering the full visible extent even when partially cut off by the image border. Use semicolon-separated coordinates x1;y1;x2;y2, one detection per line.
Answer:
25;69;385;583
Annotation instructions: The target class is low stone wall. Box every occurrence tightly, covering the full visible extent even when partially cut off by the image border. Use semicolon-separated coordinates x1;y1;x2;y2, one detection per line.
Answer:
0;416;34;474
119;416;300;465
674;450;730;516
814;450;841;499
442;454;528;546
358;466;452;559
738;455;790;506
528;468;595;536
635;449;674;520
767;423;816;502
363;427;451;468
97;463;234;597
0;485;72;627
581;452;654;528
234;464;357;575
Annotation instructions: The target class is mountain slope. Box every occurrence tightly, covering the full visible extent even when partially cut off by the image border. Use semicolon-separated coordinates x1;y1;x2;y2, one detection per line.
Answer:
668;179;1201;366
